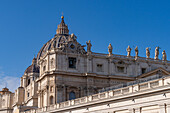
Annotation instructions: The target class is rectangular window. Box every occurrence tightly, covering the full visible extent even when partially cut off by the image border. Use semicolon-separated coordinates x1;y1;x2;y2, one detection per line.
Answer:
97;64;103;72
141;68;146;74
117;66;124;73
69;57;76;68
27;92;29;98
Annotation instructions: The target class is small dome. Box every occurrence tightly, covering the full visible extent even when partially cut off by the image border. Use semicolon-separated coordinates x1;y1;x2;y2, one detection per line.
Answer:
2;87;9;92
25;58;39;74
25;64;39;74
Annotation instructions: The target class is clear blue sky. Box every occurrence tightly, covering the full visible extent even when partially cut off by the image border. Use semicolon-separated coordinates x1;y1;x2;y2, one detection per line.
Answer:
0;0;170;90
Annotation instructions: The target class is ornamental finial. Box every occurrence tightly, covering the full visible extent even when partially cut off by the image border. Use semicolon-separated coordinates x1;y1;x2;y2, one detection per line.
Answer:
61;12;64;19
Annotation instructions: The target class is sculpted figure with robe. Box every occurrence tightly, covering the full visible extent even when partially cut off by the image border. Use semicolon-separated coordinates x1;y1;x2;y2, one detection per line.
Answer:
108;43;113;56
126;46;131;57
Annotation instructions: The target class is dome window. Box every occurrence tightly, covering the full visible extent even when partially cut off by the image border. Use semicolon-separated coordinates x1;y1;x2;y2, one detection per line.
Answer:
27;79;30;86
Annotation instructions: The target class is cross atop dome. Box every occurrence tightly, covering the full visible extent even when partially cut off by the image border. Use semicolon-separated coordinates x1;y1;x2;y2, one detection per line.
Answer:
56;16;69;35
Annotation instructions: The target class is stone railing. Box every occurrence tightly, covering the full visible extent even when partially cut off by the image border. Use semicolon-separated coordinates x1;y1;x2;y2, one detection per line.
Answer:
37;76;170;112
92;52;170;63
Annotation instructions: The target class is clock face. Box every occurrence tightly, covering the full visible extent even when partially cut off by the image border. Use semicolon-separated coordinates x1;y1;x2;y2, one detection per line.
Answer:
70;43;75;49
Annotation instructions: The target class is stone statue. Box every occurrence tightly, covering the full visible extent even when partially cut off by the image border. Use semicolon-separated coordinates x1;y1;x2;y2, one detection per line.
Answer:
135;46;138;58
70;33;77;41
162;50;167;61
146;47;150;59
155;47;159;60
86;40;92;53
126;46;131;57
108;43;113;56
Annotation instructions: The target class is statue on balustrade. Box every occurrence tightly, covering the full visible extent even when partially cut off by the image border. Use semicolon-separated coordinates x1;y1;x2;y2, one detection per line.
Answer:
135;46;138;59
86;40;92;53
162;50;167;61
146;47;150;59
155;47;159;60
126;46;131;57
108;43;113;56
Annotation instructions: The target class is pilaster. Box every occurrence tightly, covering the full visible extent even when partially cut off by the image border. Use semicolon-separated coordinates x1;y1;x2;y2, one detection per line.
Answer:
159;104;166;113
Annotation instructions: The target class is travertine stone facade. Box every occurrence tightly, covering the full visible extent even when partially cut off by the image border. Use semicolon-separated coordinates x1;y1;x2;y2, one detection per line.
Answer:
1;16;170;113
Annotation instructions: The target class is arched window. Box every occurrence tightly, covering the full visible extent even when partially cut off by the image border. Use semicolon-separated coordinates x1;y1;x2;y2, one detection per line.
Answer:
50;96;53;105
69;91;76;100
28;79;30;85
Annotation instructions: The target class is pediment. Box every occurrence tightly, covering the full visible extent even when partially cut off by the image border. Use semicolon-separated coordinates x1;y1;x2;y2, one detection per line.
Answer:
137;67;170;79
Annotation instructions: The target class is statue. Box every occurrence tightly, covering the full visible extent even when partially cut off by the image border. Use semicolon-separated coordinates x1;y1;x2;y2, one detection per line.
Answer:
108;43;113;56
155;47;159;60
146;47;150;59
126;46;131;57
162;50;167;61
135;46;138;58
70;33;77;41
86;40;92;53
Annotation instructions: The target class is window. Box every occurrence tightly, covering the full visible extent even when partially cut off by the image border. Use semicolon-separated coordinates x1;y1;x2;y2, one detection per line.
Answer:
50;96;54;105
27;92;30;98
50;86;53;92
50;58;54;69
28;79;30;85
43;65;46;71
69;91;76;100
97;64;103;72
68;57;76;68
117;66;124;73
141;68;146;74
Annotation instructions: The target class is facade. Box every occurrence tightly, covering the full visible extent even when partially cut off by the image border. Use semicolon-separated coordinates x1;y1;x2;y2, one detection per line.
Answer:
0;16;170;113
37;75;170;113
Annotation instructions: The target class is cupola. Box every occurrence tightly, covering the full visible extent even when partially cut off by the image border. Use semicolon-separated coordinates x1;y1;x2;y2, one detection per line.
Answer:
56;16;69;35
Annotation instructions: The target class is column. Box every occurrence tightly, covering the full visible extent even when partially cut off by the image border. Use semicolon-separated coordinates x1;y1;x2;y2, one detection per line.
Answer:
129;108;135;113
135;108;141;113
159;104;166;113
108;58;112;75
55;53;57;70
23;77;26;87
47;54;50;71
38;91;41;108
129;108;141;113
166;104;170;113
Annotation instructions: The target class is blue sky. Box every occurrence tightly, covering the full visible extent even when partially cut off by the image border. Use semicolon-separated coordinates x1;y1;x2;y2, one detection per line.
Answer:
0;0;170;91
